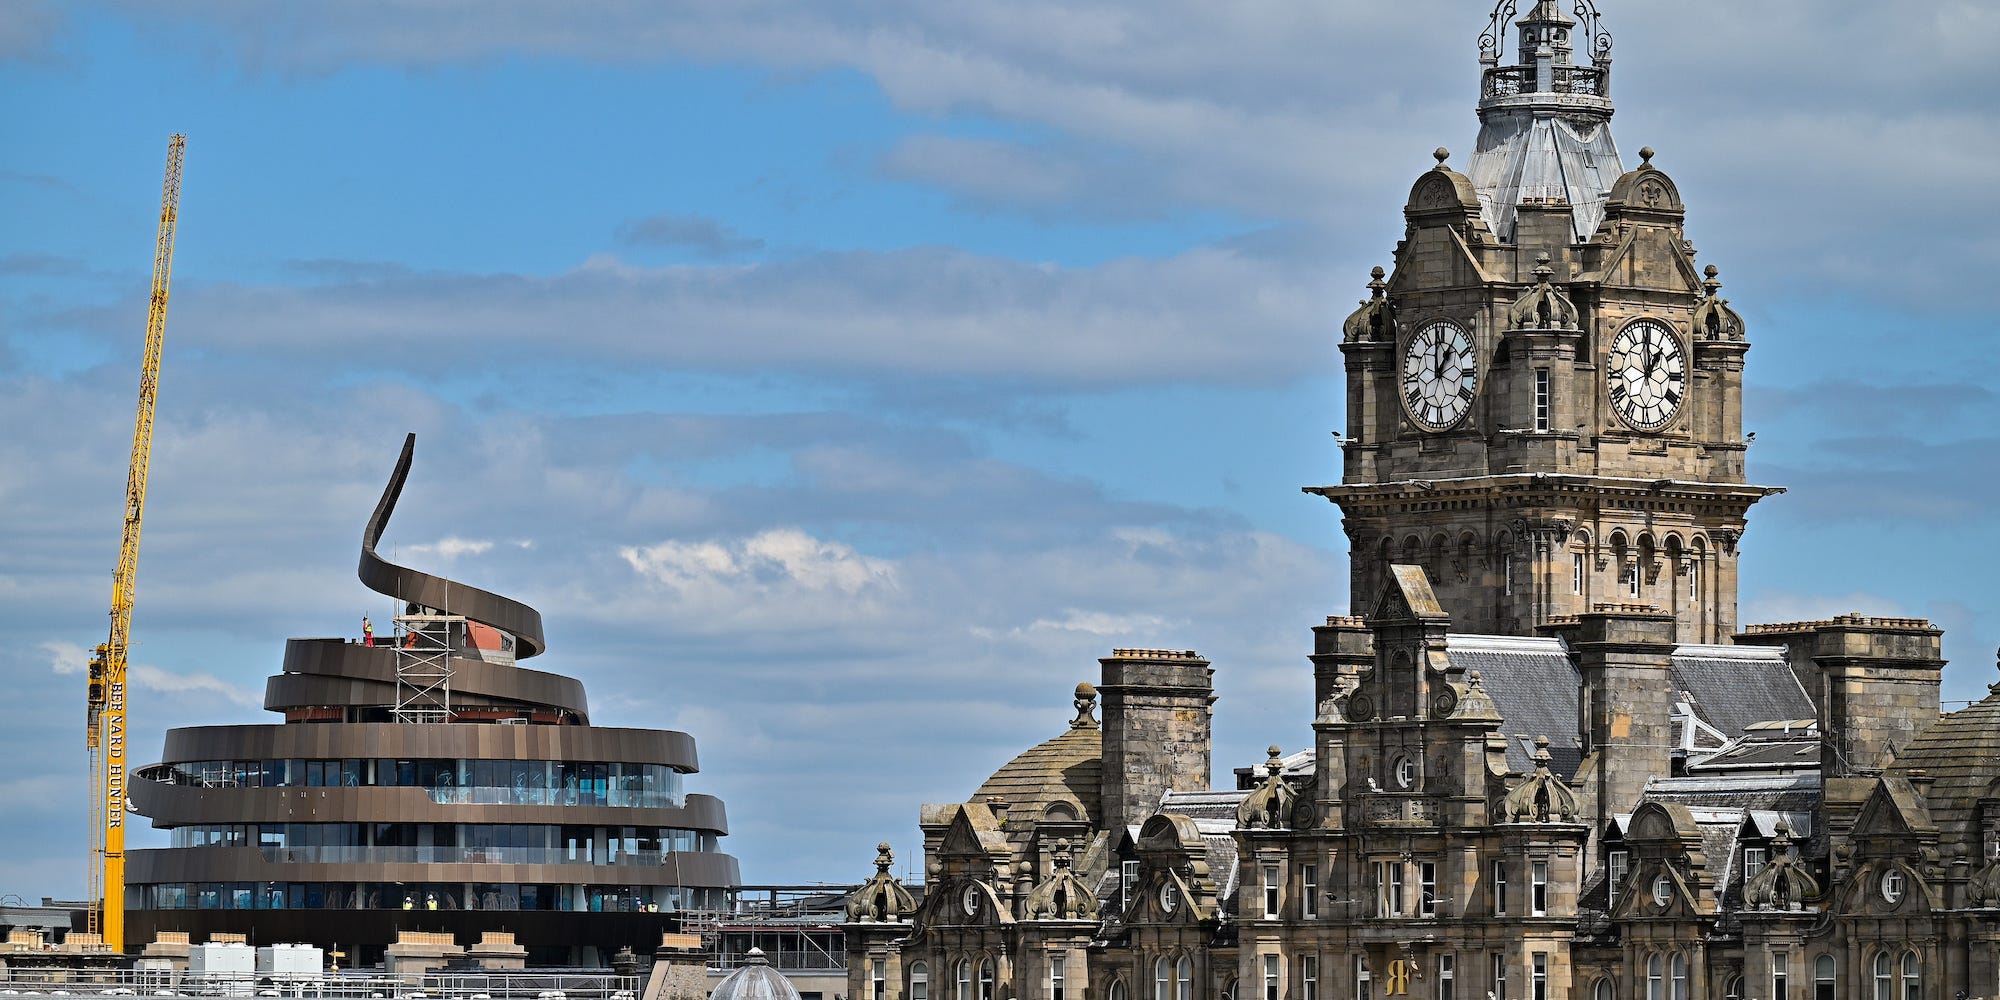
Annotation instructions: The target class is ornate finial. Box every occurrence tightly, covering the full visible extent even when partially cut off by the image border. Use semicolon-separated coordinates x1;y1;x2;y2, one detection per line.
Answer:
1071;682;1099;729
1692;263;1744;340
1501;734;1579;823
1773;820;1792;847
1237;746;1298;830
1434;147;1451;169
848;842;918;922
1639;146;1655;168
1533;251;1555;283
1023;836;1099;920
1345;266;1397;342
1469;669;1484;688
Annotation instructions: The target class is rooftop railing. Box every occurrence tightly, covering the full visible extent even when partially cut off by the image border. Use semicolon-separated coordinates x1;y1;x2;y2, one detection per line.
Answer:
1481;64;1608;100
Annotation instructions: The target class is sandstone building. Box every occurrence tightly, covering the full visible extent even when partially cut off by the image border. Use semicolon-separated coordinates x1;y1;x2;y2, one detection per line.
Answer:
843;4;1999;998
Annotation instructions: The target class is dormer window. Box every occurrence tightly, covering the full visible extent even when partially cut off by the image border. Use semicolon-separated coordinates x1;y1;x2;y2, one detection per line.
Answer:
1743;847;1768;886
1652;874;1673;908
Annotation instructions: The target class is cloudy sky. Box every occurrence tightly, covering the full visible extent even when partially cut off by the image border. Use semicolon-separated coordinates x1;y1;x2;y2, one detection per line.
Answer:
3;1;1998;897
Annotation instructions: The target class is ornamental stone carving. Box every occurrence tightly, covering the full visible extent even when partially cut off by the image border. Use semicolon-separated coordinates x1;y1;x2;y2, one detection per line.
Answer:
1500;736;1581;823
1237;746;1296;830
1742;823;1821;911
847;843;918;922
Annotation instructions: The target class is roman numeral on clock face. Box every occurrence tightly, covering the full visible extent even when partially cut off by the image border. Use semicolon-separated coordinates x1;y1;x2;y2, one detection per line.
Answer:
1401;320;1477;431
1608;319;1687;431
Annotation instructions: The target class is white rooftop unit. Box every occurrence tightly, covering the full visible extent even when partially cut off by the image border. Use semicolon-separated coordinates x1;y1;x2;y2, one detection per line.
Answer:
188;942;255;976
257;943;324;979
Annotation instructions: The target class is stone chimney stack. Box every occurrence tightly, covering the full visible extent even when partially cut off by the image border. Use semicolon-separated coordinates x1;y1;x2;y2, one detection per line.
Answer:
1098;649;1215;837
1543;606;1677;843
1735;614;1944;777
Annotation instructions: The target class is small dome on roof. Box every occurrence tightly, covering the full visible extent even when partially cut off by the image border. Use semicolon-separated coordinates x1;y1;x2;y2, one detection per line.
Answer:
971;684;1102;825
710;950;799;1000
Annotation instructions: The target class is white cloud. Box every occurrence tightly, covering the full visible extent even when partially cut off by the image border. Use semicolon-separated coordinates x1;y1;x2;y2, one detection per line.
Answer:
128;664;261;708
405;537;495;559
38;639;259;706
41;639;86;676
142;244;1334;388
1021;610;1176;637
623;528;898;597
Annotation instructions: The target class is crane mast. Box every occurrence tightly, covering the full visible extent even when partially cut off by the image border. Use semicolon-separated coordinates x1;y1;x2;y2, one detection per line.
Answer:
86;134;183;954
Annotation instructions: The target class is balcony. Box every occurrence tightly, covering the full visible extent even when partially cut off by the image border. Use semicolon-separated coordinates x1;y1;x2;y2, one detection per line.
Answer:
1482;64;1608;99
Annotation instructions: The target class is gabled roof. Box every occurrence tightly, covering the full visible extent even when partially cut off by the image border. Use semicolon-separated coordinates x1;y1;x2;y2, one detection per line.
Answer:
1446;634;1581;776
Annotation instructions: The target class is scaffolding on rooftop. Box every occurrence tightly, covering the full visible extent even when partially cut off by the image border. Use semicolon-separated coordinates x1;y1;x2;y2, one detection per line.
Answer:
392;613;460;724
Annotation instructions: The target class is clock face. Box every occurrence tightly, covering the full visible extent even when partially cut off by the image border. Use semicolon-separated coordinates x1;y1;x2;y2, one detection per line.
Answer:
961;885;981;916
1158;882;1180;914
1401;321;1479;431
1608;319;1688;431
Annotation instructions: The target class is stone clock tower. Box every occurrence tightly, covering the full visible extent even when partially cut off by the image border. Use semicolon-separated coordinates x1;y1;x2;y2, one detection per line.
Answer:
1307;0;1781;643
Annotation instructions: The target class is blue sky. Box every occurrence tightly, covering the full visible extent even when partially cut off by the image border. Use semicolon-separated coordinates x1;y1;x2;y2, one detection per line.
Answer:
3;0;1999;897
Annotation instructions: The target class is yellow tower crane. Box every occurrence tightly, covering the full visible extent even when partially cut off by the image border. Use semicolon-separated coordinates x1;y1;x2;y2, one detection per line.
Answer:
86;133;184;953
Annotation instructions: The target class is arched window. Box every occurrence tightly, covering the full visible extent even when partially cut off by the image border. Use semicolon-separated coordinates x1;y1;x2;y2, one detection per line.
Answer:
1900;952;1920;1000
956;960;971;1000
1595;978;1614;1000
1726;976;1745;1000
910;962;929;1000
1109;979;1127;1000
1670;954;1689;1000
1815;955;1837;1000
978;959;995;1000
1647;955;1663;1000
1570;530;1592;598
1157;957;1172;1000
1873;952;1892;1000
1177;956;1193;1000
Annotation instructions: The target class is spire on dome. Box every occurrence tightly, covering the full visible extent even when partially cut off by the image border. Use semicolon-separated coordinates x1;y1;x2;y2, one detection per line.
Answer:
1469;0;1624;245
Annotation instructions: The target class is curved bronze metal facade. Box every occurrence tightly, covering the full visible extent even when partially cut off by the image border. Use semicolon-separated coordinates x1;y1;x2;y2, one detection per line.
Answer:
127;434;738;967
360;433;546;659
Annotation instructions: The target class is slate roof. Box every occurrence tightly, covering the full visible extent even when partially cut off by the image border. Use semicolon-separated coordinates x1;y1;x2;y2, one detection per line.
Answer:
1160;788;1247;908
971;725;1102;829
1688;735;1820;774
1671;644;1815;739
1641;773;1822;812
1636;774;1825;860
1446;634;1582;776
1891;687;2000;845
